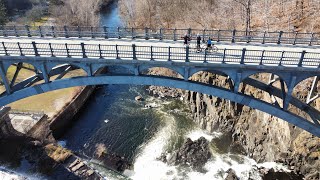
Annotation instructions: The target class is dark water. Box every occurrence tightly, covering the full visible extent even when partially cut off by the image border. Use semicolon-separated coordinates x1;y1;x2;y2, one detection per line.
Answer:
60;84;161;161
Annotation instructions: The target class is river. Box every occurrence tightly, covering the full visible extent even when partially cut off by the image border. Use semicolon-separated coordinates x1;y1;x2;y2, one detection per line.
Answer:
0;1;288;180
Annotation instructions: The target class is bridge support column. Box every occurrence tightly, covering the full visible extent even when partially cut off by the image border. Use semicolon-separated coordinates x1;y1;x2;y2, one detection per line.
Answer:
283;76;296;110
10;62;23;87
134;66;139;76
0;61;11;94
41;63;50;83
233;72;242;93
184;68;189;81
307;76;319;104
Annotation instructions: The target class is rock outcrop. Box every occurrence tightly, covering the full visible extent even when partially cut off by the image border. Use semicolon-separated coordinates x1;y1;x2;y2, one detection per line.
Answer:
167;137;211;171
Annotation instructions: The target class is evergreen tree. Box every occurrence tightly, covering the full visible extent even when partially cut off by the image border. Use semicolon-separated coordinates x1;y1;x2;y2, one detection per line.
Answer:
0;0;8;25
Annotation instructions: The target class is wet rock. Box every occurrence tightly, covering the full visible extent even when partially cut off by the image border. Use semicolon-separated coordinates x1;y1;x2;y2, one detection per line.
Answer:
260;168;304;180
168;137;211;171
135;96;143;101
145;102;158;108
98;153;132;172
30;140;42;147
225;169;239;180
157;153;168;163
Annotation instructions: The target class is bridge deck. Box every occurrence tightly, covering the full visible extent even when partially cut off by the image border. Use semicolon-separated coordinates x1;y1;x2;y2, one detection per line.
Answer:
1;36;319;53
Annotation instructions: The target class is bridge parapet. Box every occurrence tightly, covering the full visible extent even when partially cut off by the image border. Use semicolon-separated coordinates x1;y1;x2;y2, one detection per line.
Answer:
0;41;319;69
0;25;319;46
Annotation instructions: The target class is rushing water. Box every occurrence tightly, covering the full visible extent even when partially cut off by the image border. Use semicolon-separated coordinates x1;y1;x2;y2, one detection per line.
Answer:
0;1;289;179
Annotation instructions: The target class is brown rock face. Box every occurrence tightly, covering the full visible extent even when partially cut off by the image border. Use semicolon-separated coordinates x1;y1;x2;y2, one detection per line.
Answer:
167;137;211;171
147;69;320;178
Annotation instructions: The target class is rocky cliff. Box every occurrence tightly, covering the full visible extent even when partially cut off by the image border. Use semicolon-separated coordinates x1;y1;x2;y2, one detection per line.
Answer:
149;70;320;179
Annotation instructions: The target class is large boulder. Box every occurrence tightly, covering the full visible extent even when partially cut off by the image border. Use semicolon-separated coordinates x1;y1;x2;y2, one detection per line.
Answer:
168;137;211;171
225;169;239;180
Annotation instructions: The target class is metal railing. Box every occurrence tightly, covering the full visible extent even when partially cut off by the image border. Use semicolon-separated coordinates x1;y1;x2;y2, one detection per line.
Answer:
0;25;319;46
0;41;319;68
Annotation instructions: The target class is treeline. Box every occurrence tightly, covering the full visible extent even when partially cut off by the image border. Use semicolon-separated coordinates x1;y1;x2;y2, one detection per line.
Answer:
49;0;111;26
119;0;320;33
0;0;47;25
0;0;112;26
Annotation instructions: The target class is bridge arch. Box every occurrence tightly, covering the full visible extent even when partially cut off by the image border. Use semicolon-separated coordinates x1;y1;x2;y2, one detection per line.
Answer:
189;68;234;80
240;71;292;87
0;75;319;137
189;70;234;90
3;62;41;74
93;64;137;75
139;66;184;79
47;63;90;76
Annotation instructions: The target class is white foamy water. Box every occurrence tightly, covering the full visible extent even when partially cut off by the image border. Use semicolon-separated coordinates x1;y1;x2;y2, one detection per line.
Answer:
0;167;42;180
186;129;221;141
128;113;179;180
128;125;289;180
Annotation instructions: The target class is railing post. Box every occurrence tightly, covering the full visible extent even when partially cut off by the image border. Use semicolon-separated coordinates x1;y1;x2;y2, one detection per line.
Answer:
298;50;306;67
259;50;265;65
103;26;108;39
188;28;191;36
117;27;121;39
186;46;189;62
309;33;314;46
145;27;149;40
279;51;285;66
32;41;39;56
246;31;251;43
150;46;154;60
65;43;70;57
173;28;177;41
132;44;137;60
91;26;95;38
51;26;56;38
77;26;81;38
202;29;206;42
81;43;87;58
2;42;8;56
98;44;103;59
240;48;246;64
49;43;54;57
131;27;135;39
217;29;221;42
293;32;298;45
160;28;163;40
17;42;23;56
115;44;119;59
232;29;236;43
64;25;69;38
14;25;18;37
277;31;283;44
25;25;31;37
168;46;171;61
2;25;7;37
204;49;207;63
38;26;43;37
262;31;266;44
222;48;226;63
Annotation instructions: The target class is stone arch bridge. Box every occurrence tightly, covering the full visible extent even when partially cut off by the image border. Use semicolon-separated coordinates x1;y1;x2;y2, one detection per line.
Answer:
0;26;320;137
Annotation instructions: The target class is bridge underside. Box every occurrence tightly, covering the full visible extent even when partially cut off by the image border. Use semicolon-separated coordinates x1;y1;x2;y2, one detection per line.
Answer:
0;53;320;137
0;68;320;137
